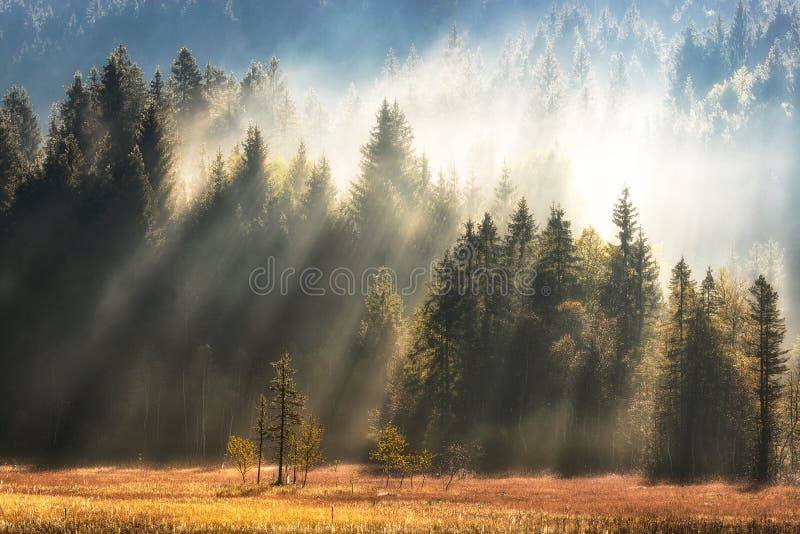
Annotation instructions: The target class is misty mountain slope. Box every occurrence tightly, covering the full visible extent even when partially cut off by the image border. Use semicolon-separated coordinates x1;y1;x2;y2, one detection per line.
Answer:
0;0;773;116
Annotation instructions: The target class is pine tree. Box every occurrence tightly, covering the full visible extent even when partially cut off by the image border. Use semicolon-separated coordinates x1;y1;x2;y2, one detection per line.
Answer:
757;39;789;103
728;0;751;70
288;141;310;207
609;53;629;107
59;72;95;161
492;164;516;227
506;197;536;264
2;85;41;162
98;45;146;166
404;44;421;77
570;32;592;107
604;187;638;353
300;156;335;225
534;42;564;115
537;204;577;305
169;47;204;123
748;275;788;481
383;48;400;79
231;125;272;227
700;267;717;316
268;352;306;485
139;68;174;225
657;258;696;477
202;149;227;210
254;394;269;484
0;110;22;212
347;100;415;256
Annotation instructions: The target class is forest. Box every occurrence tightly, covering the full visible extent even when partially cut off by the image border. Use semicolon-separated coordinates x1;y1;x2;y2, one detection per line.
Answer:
1;0;800;488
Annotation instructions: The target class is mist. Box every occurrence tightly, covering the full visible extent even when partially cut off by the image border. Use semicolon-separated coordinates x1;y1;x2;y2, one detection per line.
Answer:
1;0;799;479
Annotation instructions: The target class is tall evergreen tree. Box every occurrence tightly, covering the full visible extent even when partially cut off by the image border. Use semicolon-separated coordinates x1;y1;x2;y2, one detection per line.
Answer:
2;85;41;162
537;204;576;305
506;197;536;264
268;352;306;485
728;0;752;70
139;68;175;227
347;100;416;259
169;47;205;123
570;32;592;107
254;393;269;484
748;275;788;481
533;42;564;115
300;156;335;225
492;164;516;228
97;45;146;167
231;125;272;228
0;110;22;212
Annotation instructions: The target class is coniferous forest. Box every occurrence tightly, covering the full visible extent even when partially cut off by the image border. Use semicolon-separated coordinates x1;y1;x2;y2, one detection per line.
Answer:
2;0;800;487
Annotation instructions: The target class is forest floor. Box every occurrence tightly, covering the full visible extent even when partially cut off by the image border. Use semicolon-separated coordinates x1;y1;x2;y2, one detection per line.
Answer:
1;463;800;532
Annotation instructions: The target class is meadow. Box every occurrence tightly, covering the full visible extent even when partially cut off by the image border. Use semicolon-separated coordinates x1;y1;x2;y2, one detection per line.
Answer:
1;464;799;533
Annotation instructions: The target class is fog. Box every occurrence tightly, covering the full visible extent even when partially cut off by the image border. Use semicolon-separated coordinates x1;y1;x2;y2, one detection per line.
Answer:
1;0;799;471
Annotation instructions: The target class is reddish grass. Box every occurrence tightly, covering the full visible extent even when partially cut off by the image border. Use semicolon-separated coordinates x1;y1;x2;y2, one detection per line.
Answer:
1;463;799;520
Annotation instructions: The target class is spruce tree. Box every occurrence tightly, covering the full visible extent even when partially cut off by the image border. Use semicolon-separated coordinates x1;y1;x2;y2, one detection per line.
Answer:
98;45;146;166
254;394;269;484
169;47;205;123
570;32;592;106
2;85;41;162
300;156;335;225
288;141;310;207
140;68;174;225
506;197;536;264
0;110;22;212
534;42;564;115
268;352;306;485
492;164;516;227
728;0;751;70
537;204;576;305
231;125;271;227
748;275;788;481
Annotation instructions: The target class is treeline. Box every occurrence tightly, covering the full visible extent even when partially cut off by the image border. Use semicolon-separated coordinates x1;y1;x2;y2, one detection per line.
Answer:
0;44;458;462
385;188;798;481
0;19;797;484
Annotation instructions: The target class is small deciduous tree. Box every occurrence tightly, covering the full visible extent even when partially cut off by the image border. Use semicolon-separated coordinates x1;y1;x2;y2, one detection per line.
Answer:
441;441;482;490
295;414;325;487
369;425;409;487
226;435;258;485
409;449;435;488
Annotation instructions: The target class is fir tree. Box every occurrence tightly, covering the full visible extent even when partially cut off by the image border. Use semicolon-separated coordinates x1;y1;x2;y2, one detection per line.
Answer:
570;32;592;107
492;164;516;225
139;68;174;225
231;125;272;227
268;352;306;485
534;42;564;115
749;275;788;481
254;394;269;484
728;0;751;70
506;197;536;264
537;204;576;305
2;85;41;162
0;110;22;212
169;47;204;122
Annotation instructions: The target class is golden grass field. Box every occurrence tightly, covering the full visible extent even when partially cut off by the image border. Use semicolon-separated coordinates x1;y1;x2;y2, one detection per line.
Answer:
1;464;800;532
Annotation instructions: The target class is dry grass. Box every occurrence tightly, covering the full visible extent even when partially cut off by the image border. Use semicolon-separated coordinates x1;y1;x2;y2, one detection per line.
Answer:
1;464;799;532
